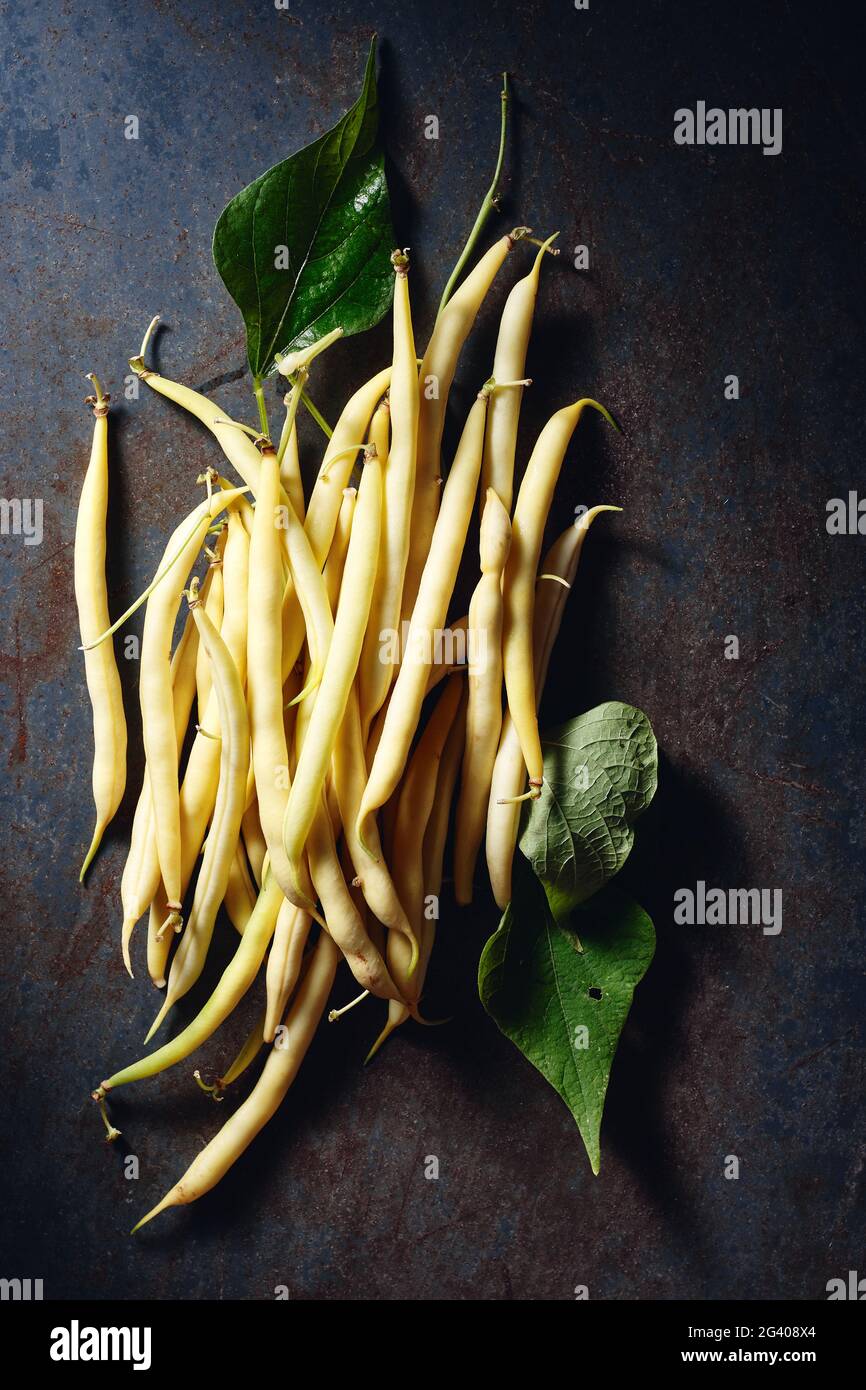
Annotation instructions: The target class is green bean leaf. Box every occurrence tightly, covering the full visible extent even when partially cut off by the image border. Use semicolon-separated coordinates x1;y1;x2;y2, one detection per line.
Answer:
479;852;655;1173
519;702;658;919
213;37;394;379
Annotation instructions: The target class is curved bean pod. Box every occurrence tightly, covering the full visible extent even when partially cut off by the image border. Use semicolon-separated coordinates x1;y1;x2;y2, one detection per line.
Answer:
76;378;127;879
146;580;250;1040
453;489;511;903
145;506;250;980
480;234;558;514
368;676;465;1058
194;528;226;719
333;686;419;968
98;872;284;1093
131;930;340;1232
357;385;492;847
358;251;418;739
402;231;525;619
121;588;201;976
282;446;382;901
264;898;312;1042
140;484;246;926
487;504;621;907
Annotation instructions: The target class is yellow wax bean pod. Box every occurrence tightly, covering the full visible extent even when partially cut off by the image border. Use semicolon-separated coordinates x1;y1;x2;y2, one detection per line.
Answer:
247;442;327;915
277;367;391;685
194;525;226;719
281;445;382;904
121;579;203;976
415;687;467;1005
145;505;250;980
146;578;250;1041
388;674;465;1004
98;872;285;1093
131;931;340;1232
278;411;304;522
357;382;497;848
367;675;464;1059
333;686;419;971
453;489;511;903
76;377;127;879
264;898;312;1043
488;505;621;908
242;797;267;889
303;367;391;562
502;399;617;799
359;250;418;739
323;486;357;616
129;319;264;495
140;482;247;930
306;793;402;1003
480;234;558;514
402;230;528;619
224;839;257;934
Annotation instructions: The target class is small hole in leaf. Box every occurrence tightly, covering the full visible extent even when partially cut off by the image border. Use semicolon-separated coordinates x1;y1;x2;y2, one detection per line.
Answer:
588;987;603;1001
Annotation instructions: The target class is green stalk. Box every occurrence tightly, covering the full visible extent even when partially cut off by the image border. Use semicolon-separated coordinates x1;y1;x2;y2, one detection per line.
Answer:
253;377;269;436
300;387;333;439
437;73;509;318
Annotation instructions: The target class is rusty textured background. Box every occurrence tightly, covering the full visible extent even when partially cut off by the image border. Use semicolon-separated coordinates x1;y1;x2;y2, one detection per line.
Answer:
1;0;864;1300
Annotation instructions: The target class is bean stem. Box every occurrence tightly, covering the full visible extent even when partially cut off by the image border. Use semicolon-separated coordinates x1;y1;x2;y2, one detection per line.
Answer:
299;386;333;438
437;72;509;319
253;377;269;436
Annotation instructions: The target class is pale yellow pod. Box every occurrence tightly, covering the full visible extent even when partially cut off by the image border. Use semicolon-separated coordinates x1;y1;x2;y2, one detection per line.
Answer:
502;399;616;794
278;486;335;696
367;394;390;463
282;448;382;901
130;326;265;495
333;686;419;967
194;527;226;719
417;689;467;992
247;446;305;905
305;793;402;1002
453;489;511;903
367;676;465;1061
323;487;357;616
147;586;250;1041
487;504;621;908
358;252;419;739
480;235;557;514
145;506;250;982
357;388;491;847
241;798;267;888
75;380;127;879
278;414;304;522
388;674;465;1007
279;369;391;683
264;898;312;1041
140;485;246;921
402;232;521;619
102;871;286;1092
121;593;201;977
132;930;340;1232
304;367;391;560
423;690;468;903
223;840;257;934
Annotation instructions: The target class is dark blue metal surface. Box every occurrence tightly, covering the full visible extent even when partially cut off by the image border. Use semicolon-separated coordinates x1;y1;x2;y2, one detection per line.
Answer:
1;0;864;1300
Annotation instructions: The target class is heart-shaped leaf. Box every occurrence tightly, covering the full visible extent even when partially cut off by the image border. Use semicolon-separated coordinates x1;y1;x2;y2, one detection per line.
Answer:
213;37;394;379
519;701;657;918
479;851;655;1173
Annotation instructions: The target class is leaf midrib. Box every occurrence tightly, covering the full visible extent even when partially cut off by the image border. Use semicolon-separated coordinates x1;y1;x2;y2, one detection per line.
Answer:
257;87;372;373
